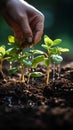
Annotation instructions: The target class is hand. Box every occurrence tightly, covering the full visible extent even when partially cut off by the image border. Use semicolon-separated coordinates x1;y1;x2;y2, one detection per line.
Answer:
1;0;44;48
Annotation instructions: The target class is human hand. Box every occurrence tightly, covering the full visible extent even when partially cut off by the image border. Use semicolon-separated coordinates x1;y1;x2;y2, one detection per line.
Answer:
0;0;44;48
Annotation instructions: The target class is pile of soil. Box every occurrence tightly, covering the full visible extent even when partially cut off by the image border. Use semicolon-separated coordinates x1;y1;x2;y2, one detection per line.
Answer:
0;62;73;130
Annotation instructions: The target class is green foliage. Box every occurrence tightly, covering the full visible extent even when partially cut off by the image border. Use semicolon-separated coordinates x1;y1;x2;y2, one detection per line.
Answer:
30;72;43;77
42;35;69;64
7;35;44;81
8;35;23;47
41;35;69;85
51;55;63;63
8;66;19;74
32;55;44;68
0;34;70;83
0;46;6;59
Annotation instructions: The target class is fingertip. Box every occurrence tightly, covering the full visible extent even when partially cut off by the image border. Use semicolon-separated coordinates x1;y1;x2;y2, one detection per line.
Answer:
26;36;33;43
33;32;43;45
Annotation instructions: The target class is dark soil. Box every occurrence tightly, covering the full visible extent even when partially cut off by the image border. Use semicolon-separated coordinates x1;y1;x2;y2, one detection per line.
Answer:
0;62;73;130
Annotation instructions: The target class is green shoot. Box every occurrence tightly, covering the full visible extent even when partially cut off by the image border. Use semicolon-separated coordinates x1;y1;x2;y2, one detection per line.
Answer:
41;35;69;85
7;35;32;82
5;35;69;85
0;45;6;75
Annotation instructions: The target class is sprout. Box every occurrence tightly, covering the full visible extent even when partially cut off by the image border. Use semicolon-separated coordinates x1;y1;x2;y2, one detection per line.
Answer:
41;35;69;85
0;46;6;76
30;72;43;78
7;35;44;83
5;35;69;85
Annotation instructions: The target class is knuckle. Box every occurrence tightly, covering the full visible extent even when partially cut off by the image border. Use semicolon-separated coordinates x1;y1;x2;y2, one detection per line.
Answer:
17;13;27;22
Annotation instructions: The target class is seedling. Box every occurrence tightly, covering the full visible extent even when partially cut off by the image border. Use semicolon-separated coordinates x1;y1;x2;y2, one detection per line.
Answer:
5;35;69;85
7;37;32;82
27;50;45;83
41;35;69;85
0;45;6;76
7;35;43;83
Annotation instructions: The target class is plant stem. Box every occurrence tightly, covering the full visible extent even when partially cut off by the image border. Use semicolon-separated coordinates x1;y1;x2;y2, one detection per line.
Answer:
0;60;4;79
21;65;25;82
57;64;61;79
0;60;3;72
52;62;56;81
46;65;50;85
27;73;30;84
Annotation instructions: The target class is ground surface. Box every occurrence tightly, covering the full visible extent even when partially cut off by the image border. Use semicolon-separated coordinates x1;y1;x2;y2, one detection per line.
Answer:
0;62;73;130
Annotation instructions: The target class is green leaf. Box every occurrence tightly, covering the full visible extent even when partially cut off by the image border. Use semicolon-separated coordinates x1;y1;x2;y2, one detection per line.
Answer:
8;35;15;43
58;47;69;52
44;35;53;46
0;46;5;56
22;60;32;67
30;72;43;77
53;39;62;46
8;35;23;48
8;67;19;74
49;47;61;55
0;52;3;59
44;58;50;67
32;55;44;68
41;44;49;50
51;54;63;63
7;48;19;55
30;50;44;55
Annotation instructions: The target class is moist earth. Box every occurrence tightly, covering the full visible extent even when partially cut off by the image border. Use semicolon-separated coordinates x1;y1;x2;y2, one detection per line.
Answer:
0;62;73;130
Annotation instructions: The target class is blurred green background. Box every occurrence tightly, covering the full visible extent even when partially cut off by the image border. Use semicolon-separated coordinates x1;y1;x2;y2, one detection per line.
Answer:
0;0;73;61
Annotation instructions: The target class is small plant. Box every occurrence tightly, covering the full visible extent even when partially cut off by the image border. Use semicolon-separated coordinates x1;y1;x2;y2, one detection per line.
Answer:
7;35;32;82
0;45;7;76
7;35;43;83
4;35;69;85
30;35;69;85
0;46;5;70
41;35;69;85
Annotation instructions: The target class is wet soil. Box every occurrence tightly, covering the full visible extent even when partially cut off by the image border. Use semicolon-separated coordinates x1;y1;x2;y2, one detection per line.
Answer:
0;62;73;130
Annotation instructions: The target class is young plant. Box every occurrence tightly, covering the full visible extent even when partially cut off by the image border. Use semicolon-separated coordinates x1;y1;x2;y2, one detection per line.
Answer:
27;50;44;83
7;35;43;83
7;35;33;82
41;35;69;85
0;45;6;75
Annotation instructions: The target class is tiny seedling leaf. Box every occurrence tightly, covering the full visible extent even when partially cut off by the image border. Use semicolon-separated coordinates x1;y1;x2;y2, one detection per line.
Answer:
0;52;3;59
58;47;69;52
8;67;19;74
51;54;63;63
44;35;53;46
32;55;44;68
30;50;44;55
41;44;49;50
0;46;5;56
30;72;43;77
49;47;61;55
53;39;62;46
44;58;50;67
22;59;32;67
8;35;15;43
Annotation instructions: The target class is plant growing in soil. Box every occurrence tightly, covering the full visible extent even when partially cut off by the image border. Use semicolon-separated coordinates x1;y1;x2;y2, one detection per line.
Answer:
6;35;33;82
0;45;7;76
5;35;69;85
41;35;69;85
7;35;43;83
27;49;44;83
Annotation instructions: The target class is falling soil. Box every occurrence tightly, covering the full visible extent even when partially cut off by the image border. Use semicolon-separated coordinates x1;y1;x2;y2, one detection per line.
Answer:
0;62;73;130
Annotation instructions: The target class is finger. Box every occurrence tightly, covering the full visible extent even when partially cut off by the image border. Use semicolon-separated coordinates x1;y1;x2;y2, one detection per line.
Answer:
33;31;43;45
18;16;33;42
33;21;44;44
